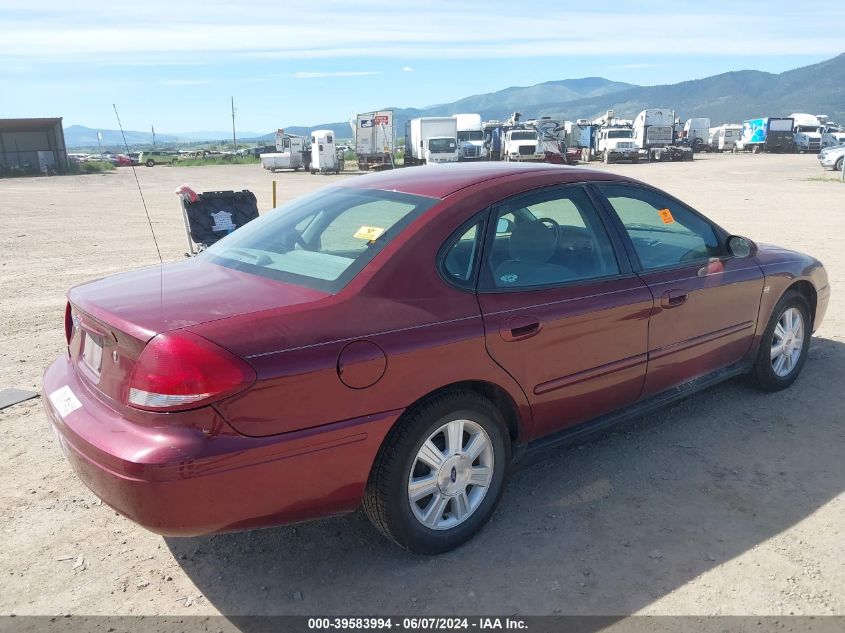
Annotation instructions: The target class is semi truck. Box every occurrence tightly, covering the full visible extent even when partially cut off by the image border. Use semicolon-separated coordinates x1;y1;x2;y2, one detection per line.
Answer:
734;117;795;153
260;129;306;172
708;124;742;152
632;109;693;161
789;113;823;153
404;117;459;166
454;113;487;160
351;110;395;170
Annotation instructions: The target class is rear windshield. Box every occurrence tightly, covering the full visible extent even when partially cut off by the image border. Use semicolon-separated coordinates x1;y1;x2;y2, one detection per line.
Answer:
201;188;438;293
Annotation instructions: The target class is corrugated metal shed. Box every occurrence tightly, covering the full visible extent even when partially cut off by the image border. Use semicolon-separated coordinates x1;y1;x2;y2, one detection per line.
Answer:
0;117;68;174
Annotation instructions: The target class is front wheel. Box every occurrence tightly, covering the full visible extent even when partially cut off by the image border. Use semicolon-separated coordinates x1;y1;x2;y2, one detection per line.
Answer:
835;157;844;172
145;159;155;167
748;291;811;391
364;391;510;554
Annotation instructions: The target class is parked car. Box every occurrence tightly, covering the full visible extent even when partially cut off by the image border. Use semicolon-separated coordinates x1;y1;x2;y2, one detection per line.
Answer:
44;163;829;554
818;145;845;172
138;151;180;167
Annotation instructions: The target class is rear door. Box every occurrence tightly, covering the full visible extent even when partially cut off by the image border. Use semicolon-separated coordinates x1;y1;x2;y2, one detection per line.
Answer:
594;183;764;397
476;184;653;440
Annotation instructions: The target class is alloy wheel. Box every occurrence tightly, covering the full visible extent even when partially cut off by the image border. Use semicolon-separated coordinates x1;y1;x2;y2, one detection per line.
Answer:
407;419;494;530
771;307;805;377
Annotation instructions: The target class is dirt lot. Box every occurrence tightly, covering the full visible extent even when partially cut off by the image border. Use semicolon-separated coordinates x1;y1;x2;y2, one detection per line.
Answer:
0;154;843;617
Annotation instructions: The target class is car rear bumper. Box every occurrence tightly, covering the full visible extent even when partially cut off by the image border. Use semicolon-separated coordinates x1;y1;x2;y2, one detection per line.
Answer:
43;355;400;536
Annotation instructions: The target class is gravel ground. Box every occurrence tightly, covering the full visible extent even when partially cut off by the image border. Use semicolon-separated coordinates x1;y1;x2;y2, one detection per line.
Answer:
0;153;842;616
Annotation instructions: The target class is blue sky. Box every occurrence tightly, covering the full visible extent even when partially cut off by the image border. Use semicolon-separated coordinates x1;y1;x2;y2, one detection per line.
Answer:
1;0;842;134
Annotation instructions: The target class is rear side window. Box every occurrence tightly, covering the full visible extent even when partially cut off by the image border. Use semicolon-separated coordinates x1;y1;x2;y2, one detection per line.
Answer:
599;184;721;270
202;188;437;293
441;221;483;288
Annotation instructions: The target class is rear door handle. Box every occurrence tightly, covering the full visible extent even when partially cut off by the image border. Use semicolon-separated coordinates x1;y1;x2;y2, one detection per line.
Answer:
500;316;542;342
660;289;689;309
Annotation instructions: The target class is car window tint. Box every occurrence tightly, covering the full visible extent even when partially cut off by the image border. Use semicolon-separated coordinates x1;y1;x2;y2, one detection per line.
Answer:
599;184;721;270
484;186;619;290
442;222;482;286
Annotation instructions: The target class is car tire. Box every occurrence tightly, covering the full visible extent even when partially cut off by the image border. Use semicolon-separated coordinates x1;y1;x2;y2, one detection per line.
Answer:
145;159;155;167
747;290;811;392
363;390;511;554
835;157;844;172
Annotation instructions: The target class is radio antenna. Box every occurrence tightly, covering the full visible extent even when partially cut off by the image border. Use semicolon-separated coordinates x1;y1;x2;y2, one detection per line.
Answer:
113;104;163;264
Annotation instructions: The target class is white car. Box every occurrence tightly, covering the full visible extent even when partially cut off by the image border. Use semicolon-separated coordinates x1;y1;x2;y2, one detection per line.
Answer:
818;145;845;171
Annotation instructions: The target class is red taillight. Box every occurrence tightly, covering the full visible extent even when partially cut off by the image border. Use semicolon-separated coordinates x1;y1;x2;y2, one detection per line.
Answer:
127;332;256;412
64;302;73;345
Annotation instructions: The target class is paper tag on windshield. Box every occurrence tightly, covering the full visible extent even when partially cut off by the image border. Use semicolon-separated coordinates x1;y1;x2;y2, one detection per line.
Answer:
658;208;675;224
354;226;385;241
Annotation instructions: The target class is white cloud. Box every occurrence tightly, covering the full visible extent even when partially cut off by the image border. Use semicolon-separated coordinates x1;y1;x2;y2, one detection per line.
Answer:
163;79;213;85
0;2;843;64
292;71;381;79
402;66;415;72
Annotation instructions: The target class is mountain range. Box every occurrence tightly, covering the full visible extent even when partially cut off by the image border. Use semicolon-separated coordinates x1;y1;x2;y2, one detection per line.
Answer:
64;53;845;148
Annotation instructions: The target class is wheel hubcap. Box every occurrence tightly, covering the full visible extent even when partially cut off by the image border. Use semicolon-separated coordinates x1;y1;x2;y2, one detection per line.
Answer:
408;419;494;531
771;307;804;378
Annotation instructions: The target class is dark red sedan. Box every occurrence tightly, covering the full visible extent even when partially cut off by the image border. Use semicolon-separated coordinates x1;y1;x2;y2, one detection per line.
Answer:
43;163;829;553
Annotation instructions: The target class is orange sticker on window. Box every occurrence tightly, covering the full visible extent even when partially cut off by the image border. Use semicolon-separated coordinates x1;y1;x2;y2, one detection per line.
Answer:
658;208;675;224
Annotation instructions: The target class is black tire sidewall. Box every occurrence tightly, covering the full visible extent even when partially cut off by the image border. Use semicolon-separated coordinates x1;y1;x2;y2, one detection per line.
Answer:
753;293;811;390
383;395;509;554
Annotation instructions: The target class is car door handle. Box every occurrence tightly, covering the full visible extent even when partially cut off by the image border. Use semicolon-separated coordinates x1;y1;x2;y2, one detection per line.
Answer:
500;316;542;342
660;289;689;309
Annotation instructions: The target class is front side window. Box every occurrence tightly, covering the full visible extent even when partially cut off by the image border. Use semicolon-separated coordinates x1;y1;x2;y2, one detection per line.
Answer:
599;184;721;270
483;186;619;290
202;188;437;293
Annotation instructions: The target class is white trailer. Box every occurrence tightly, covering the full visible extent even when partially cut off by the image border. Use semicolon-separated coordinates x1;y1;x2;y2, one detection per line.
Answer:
404;117;459;166
260;129;305;172
310;130;344;175
708;124;742;152
351;110;395;170
453;113;487;160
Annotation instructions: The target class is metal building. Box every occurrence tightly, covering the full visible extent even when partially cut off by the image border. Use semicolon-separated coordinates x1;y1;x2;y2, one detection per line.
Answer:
0;118;68;175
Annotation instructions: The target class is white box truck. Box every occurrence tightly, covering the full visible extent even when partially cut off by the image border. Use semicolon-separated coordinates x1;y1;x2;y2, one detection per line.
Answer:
683;117;711;151
404;117;459;166
351;110;395;170
260;129;305;172
453;113;487;160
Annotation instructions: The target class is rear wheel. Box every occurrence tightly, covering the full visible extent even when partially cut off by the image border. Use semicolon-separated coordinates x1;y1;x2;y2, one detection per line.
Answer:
748;291;811;391
364;391;510;554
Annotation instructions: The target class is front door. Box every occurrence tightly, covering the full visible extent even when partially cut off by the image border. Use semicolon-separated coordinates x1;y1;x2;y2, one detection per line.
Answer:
595;183;765;397
476;185;653;441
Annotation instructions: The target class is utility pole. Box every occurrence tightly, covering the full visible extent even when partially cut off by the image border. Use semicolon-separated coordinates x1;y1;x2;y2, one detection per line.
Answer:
151;125;157;150
231;96;237;152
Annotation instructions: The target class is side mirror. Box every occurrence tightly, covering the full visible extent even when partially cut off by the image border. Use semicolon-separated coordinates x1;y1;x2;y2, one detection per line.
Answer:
727;235;757;258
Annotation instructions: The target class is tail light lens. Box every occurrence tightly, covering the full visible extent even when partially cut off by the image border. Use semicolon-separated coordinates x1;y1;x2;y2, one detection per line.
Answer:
127;332;256;412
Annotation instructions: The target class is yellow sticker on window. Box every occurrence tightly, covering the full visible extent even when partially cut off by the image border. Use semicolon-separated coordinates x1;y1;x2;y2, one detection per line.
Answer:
658;208;675;224
353;226;385;241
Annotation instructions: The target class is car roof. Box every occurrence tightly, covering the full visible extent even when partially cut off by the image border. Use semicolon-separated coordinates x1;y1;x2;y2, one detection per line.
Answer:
340;162;627;198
